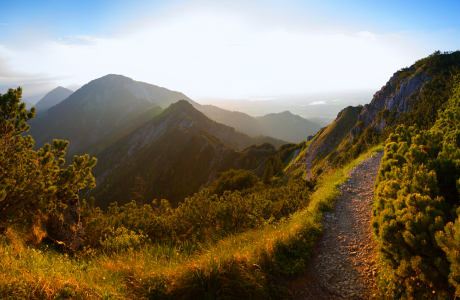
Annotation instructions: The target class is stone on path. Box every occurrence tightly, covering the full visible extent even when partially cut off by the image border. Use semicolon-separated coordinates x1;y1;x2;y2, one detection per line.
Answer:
287;152;383;300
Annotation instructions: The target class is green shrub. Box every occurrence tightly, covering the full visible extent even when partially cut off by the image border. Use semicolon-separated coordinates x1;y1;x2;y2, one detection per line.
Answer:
208;169;258;196
100;226;146;253
376;108;390;124
372;77;460;299
82;178;312;249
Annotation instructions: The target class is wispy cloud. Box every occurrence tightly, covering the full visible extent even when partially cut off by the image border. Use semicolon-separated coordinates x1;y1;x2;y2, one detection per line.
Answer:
0;23;8;26
309;101;326;105
0;57;70;103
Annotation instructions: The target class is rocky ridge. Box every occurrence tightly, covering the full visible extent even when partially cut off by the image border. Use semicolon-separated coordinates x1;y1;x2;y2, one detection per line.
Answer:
351;67;431;138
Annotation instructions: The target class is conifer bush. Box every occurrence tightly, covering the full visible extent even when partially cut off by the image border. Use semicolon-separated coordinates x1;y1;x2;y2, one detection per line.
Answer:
82;178;311;249
0;87;97;227
373;77;460;299
100;226;146;252
207;169;258;196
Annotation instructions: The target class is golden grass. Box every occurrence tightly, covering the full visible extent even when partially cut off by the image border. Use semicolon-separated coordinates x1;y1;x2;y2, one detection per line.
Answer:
0;145;384;299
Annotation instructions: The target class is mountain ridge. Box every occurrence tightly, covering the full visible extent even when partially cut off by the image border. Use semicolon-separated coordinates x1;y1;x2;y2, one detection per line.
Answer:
196;104;321;143
89;99;283;208
34;86;73;114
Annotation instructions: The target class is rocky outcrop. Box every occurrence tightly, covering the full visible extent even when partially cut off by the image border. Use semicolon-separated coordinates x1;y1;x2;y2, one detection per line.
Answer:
350;66;431;138
47;199;84;252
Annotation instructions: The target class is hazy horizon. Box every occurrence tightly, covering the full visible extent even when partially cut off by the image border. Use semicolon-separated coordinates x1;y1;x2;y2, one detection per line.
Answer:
1;0;460;104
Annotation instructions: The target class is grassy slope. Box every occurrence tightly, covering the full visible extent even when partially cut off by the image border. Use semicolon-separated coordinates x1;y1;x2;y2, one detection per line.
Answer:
0;145;383;299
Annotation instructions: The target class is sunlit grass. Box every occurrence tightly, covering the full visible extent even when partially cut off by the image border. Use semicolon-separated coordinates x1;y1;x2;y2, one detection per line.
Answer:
0;144;383;299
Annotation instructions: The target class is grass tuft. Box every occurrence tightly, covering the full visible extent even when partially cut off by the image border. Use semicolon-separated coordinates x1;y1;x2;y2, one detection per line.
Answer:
0;145;383;299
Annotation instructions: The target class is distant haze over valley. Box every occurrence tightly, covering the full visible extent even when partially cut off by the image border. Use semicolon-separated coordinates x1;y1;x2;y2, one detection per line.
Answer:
23;74;331;142
197;89;375;125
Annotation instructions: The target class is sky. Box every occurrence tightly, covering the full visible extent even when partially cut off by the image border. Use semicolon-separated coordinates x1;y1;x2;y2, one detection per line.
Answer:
1;0;459;102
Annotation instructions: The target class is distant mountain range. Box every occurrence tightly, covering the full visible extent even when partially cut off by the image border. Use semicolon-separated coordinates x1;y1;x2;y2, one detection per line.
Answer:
66;84;81;91
24;74;333;207
89;100;282;207
34;86;74;114
198;105;321;143
27;74;289;207
28;74;194;156
28;74;320;154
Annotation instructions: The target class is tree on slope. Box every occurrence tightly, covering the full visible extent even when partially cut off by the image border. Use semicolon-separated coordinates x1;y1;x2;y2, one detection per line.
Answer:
263;161;273;184
0;87;97;243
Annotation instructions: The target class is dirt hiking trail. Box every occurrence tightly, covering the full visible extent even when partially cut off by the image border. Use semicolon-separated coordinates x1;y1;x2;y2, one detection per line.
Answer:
287;151;384;299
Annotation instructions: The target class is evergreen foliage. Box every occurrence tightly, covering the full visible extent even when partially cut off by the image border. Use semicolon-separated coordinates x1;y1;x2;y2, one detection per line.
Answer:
372;77;460;299
0;88;97;223
82;177;311;248
207;169;258;196
263;161;273;184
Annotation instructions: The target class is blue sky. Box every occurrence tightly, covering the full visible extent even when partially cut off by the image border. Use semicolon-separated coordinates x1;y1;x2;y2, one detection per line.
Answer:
1;0;459;101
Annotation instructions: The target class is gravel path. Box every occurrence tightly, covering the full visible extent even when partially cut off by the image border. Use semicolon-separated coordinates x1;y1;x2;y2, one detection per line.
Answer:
287;152;384;299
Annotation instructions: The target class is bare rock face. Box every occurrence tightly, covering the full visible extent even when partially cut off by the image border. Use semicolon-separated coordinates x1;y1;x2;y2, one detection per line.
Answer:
350;66;431;139
47;199;84;252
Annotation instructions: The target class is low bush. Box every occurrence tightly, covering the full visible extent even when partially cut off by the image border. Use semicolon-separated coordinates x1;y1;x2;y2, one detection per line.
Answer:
372;77;460;299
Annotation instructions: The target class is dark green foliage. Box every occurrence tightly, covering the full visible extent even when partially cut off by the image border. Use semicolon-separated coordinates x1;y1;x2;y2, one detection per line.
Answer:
265;156;285;175
272;156;284;175
372;78;460;299
207;169;258;197
263;162;273;184
82;178;312;248
386;110;397;125
331;128;378;169
0;87;97;223
278;143;298;161
376;108;389;124
234;146;273;170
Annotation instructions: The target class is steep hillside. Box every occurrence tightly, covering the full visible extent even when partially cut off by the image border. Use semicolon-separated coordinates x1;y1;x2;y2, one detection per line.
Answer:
351;50;460;137
89;100;283;208
309;106;360;162
294;51;460;178
197;105;321;143
28;74;193;157
34;86;73;114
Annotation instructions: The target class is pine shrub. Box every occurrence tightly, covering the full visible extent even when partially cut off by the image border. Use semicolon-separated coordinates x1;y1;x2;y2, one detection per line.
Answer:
373;77;460;299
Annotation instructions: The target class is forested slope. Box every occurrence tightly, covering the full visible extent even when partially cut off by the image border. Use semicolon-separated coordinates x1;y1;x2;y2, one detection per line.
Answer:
89;100;286;208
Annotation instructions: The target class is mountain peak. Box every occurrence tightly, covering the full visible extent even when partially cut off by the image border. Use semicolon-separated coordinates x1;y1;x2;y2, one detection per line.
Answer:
91;74;135;86
169;99;194;109
34;86;73;114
